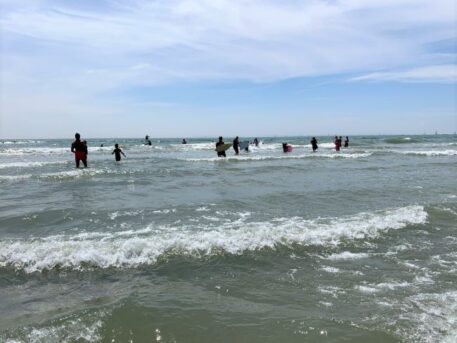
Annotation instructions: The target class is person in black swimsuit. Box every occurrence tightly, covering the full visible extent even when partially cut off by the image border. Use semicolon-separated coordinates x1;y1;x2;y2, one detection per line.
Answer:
112;144;126;161
233;136;240;155
310;137;318;152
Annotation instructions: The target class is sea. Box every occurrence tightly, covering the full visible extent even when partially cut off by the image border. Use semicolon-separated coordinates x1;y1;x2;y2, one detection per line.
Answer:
0;135;456;343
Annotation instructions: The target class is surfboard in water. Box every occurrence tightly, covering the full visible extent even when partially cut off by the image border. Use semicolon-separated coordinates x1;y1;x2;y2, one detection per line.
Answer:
215;143;232;152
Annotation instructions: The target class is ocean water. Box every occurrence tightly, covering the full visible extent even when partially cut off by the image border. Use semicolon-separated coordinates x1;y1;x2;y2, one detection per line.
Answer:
0;135;456;343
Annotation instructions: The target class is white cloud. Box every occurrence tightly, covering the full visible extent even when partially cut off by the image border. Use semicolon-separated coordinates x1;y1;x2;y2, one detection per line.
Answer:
350;65;457;83
1;0;455;86
0;0;455;137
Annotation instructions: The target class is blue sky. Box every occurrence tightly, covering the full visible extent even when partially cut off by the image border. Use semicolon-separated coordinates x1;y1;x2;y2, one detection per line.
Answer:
0;0;456;138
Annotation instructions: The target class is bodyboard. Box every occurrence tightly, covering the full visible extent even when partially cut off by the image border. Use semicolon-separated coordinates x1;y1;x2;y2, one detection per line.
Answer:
215;143;232;152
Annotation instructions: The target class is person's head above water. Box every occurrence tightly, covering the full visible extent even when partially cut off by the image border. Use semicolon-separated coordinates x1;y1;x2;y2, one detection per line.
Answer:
145;135;149;140
75;133;80;140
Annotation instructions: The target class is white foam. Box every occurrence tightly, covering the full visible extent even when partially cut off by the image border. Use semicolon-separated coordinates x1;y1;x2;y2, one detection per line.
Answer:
3;310;106;343
183;152;372;162
414;274;434;285
316;142;337;149
320;266;340;273
396;291;457;343
0;140;42;145
398;150;457;156
196;206;211;212
318;285;346;297
0;161;67;169
355;285;378;293
0;168;132;182
39;169;109;179
318;301;333;307
0;146;112;156
0;174;33;181
0;205;427;273
152;209;176;214
0;147;69;155
326;251;370;260
170;142;215;151
109;209;144;220
375;281;410;290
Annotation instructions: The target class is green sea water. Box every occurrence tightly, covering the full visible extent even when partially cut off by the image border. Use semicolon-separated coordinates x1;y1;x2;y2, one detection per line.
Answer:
0;135;456;342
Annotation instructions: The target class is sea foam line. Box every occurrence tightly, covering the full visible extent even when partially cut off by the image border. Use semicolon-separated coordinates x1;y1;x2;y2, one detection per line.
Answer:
183;152;372;162
396;150;457;156
0;205;427;273
0;161;67;169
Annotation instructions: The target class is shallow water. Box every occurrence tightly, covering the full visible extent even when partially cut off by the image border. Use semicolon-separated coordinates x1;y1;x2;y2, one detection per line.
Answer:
0;135;456;342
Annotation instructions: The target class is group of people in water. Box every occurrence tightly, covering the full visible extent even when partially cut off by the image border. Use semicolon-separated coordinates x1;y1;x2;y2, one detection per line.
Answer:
308;136;349;153
216;136;259;157
333;136;349;151
71;132;350;167
71;133;126;168
215;135;349;157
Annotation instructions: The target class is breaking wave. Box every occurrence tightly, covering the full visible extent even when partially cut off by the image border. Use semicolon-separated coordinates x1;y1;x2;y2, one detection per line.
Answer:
0;205;427;273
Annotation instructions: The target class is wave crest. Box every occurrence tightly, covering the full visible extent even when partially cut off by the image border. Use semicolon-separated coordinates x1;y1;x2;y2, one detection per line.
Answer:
0;206;427;273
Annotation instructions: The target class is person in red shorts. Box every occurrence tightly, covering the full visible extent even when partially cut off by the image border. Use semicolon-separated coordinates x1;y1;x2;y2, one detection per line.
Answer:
71;133;88;168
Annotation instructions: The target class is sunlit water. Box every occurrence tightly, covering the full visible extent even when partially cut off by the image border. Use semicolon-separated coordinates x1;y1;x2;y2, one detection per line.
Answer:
0;135;456;342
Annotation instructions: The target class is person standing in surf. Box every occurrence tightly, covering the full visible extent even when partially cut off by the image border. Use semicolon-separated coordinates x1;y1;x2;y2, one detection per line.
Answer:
112;143;126;162
344;136;349;148
310;137;318;152
334;136;341;152
144;135;152;145
253;138;259;147
233;136;240;155
82;140;88;161
216;136;226;157
71;133;88;168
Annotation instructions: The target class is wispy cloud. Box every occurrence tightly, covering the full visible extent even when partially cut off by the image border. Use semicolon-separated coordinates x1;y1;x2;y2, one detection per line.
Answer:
350;65;457;83
0;0;456;137
1;0;455;87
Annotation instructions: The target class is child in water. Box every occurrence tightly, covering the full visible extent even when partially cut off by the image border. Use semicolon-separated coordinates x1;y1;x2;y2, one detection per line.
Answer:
112;144;126;161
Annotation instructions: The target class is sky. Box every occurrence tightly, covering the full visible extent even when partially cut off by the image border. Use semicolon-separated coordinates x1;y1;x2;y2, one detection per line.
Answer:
0;0;456;138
